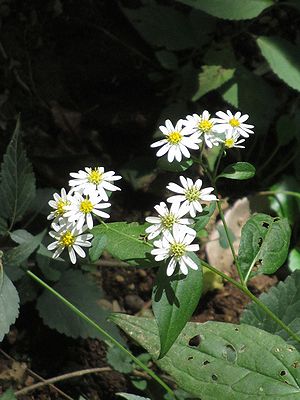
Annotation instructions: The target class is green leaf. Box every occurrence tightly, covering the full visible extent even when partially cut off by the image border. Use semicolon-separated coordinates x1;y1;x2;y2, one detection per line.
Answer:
217;225;236;249
112;314;300;399
193;202;216;232
0;117;36;228
0;388;17;400
155;50;178;71
36;270;123;342
117;394;150;400
152;254;202;358
288;248;300;272
157;157;193;172
120;156;157;191
238;214;291;282
36;254;62;282
257;36;300;92
192;65;235;101
276;115;297;146
0;217;8;237
107;346;133;374
241;271;300;351
217;162;255;180
0;269;20;342
89;234;107;263
176;0;274;20
91;222;152;266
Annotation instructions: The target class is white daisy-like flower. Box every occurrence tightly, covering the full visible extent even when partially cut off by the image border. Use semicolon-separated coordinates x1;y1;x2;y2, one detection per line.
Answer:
151;227;200;276
150;119;200;163
47;218;93;264
64;191;110;230
47;188;73;221
69;167;121;201
183;111;220;148
145;201;195;240
167;176;217;218
214;110;254;137
219;130;246;149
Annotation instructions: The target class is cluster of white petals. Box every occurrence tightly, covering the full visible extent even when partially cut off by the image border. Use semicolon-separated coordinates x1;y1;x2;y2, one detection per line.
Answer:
151;110;254;161
47;166;121;264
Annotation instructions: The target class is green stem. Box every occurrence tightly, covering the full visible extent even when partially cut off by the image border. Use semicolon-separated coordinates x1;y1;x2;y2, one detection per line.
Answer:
259;190;300;201
27;270;177;399
201;260;300;346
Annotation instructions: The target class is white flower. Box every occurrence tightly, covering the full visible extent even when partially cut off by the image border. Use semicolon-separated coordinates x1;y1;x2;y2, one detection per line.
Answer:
151;227;200;276
64;191;110;229
69;167;121;201
145;201;195;240
167;176;217;218
219;130;246;149
214;110;254;137
47;218;93;264
47;188;73;221
183;111;220;148
150;119;200;162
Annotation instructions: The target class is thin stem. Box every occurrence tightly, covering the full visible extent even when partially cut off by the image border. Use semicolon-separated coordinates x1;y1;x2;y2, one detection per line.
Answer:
201;260;300;346
258;190;300;201
27;271;176;399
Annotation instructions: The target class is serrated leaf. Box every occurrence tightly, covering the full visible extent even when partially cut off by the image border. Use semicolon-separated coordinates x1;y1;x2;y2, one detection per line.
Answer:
112;314;300;399
89;234;107;263
192;65;235;101
0;389;17;400
91;222;152;266
157;157;193;172
107;346;133;374
117;394;150;400
257;36;300;92
0;118;36;227
37;270;123;342
176;0;274;20
152;254;202;358
217;162;255;180
241;271;300;351
238;214;291;282
0;268;20;342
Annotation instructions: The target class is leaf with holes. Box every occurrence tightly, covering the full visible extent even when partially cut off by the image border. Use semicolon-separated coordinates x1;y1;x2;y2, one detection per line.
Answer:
0;270;20;342
217;162;255;180
0;118;36;228
241;271;300;351
175;0;274;20
152;253;202;358
91;222;152;266
238;214;291;282
111;314;300;399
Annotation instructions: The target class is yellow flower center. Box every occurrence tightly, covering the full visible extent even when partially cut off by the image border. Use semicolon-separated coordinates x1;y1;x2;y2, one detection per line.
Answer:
170;242;186;259
161;213;177;229
55;200;70;217
229;118;240;127
80;198;94;214
60;230;75;247
198;119;213;133
167;131;182;144
185;187;200;203
88;169;103;184
225;138;235;148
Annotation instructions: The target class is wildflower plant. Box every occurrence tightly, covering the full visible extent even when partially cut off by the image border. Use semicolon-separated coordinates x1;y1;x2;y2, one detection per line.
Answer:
1;114;300;400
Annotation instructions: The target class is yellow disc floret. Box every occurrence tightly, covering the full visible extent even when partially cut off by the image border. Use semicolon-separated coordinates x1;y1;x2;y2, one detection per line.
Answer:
80;198;94;214
198;119;213;133
161;213;177;229
88;168;103;184
55;200;70;217
229;118;240;127
170;242;186;259
60;230;75;247
185;187;200;203
167;131;182;144
224;138;235;148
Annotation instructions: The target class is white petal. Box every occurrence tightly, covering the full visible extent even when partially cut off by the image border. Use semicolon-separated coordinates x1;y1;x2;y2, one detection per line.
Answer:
167;258;177;276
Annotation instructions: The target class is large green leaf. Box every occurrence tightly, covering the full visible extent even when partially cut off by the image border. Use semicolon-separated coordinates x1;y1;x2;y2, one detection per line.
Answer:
0;118;36;228
217;162;255;180
257;36;300;92
91;222;152;266
0;389;17;400
176;0;274;20
238;214;291;282
36;270;123;342
0;267;20;342
112;314;300;399
241;271;300;351
152;254;202;358
192;65;235;101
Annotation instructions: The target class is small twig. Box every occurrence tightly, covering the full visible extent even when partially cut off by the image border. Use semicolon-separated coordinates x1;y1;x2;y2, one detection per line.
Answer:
96;259;130;268
0;348;73;400
14;367;112;397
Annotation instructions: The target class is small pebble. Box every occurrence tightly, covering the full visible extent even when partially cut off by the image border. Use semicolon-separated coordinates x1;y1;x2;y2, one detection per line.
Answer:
124;294;144;312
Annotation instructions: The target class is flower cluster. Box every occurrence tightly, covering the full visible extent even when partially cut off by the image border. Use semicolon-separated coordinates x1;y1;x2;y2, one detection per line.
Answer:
147;177;217;276
151;110;254;162
47;167;121;264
